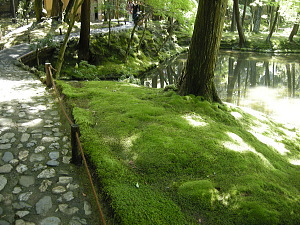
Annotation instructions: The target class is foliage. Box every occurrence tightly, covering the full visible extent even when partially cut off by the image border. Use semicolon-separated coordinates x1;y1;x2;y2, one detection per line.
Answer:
59;80;300;224
17;0;33;22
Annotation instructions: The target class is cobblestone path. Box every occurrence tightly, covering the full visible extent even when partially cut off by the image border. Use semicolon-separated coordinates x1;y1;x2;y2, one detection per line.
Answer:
0;44;99;225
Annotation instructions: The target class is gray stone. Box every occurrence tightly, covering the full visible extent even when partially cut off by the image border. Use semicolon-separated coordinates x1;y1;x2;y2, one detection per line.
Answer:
49;152;59;160
39;180;52;192
49;143;60;149
62;156;71;164
19;192;32;201
20;133;30;142
69;217;87;225
16;164;28;173
84;201;92;215
16;210;29;218
52;186;66;194
40;217;61;225
26;141;37;148
29;154;45;162
58;204;79;215
62;191;74;202
2;152;13;162
41;137;59;143
46;160;59;167
12;202;32;210
0;220;10;225
0;144;11;150
0;133;15;143
34;146;45;153
0;164;13;173
18;151;29;161
58;177;73;184
9;159;19;166
0;175;7;191
37;168;56;178
19;176;35;187
12;187;22;194
36;196;52;215
15;219;36;225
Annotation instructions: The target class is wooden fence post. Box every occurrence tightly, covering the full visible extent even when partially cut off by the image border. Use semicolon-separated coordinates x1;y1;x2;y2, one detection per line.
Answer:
71;124;82;165
45;63;53;88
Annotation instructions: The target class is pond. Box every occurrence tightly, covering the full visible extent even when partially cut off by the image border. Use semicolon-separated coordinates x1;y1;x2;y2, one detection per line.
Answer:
140;50;300;126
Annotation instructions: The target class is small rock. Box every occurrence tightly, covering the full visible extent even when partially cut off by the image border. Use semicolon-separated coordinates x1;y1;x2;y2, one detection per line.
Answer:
12;187;22;194
9;159;19;166
0;175;7;191
0;164;13;173
16;210;29;218
84;201;92;215
18;192;32;201
39;180;52;192
58;177;73;184
0;220;10;225
36;196;52;215
62;191;74;202
0;144;11;150
34;146;45;153
52;186;66;194
18;151;29;161
20;133;30;142
40;217;61;225
62;156;71;164
37;168;56;178
12;202;32;210
29;154;45;162
58;204;79;215
2;152;13;162
47;160;59;167
19;176;35;187
16;164;28;173
48;152;59;161
15;219;36;225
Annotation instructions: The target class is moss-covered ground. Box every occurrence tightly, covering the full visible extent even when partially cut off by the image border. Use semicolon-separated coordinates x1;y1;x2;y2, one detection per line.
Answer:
58;80;300;224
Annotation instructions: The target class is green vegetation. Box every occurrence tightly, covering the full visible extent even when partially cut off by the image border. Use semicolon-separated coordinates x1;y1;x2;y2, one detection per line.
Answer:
58;80;300;224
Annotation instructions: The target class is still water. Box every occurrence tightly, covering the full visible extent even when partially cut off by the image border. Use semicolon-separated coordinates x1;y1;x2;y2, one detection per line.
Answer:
140;50;300;126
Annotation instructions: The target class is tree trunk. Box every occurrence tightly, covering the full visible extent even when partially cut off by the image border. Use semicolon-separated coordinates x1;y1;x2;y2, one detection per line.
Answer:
79;0;91;61
252;6;262;33
289;24;299;42
241;0;247;26
266;5;280;43
64;0;75;23
11;0;16;22
56;0;84;78
233;0;246;47
34;0;43;23
177;0;228;103
230;4;236;32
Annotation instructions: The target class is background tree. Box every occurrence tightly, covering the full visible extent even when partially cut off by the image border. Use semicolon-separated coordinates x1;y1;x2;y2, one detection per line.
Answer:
177;0;228;103
34;0;43;23
266;2;280;42
233;0;247;47
78;0;90;60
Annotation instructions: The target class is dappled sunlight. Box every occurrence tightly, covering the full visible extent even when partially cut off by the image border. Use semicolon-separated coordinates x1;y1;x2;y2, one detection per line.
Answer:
182;113;208;127
289;159;300;166
249;131;290;155
223;132;274;169
121;134;139;161
0;79;46;103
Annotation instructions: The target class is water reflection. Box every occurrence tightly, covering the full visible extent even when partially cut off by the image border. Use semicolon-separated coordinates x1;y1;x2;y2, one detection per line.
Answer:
140;50;300;125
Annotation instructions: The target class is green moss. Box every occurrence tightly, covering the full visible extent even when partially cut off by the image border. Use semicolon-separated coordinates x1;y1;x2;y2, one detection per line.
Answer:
59;81;300;224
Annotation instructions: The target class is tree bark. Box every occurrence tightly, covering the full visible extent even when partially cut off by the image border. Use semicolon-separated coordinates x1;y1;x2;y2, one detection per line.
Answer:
241;0;247;26
266;5;280;43
79;0;91;61
177;0;228;103
34;0;43;23
289;24;299;42
233;0;246;47
252;6;262;33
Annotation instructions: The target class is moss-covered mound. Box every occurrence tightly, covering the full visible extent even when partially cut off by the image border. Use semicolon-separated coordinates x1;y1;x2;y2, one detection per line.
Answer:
58;80;300;224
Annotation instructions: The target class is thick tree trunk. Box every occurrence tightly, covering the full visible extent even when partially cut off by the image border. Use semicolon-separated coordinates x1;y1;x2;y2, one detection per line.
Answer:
241;0;247;26
266;5;280;43
34;0;43;23
289;24;299;42
177;0;228;103
233;0;246;47
79;0;91;61
253;6;262;33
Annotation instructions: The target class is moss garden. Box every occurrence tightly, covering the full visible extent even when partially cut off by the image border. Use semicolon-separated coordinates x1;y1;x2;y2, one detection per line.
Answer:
57;80;300;225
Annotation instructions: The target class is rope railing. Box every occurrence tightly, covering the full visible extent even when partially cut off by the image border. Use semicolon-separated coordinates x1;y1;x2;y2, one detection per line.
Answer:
46;63;107;225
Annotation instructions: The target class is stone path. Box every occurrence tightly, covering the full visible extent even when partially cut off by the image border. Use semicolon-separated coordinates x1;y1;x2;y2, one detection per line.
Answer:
0;44;99;224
